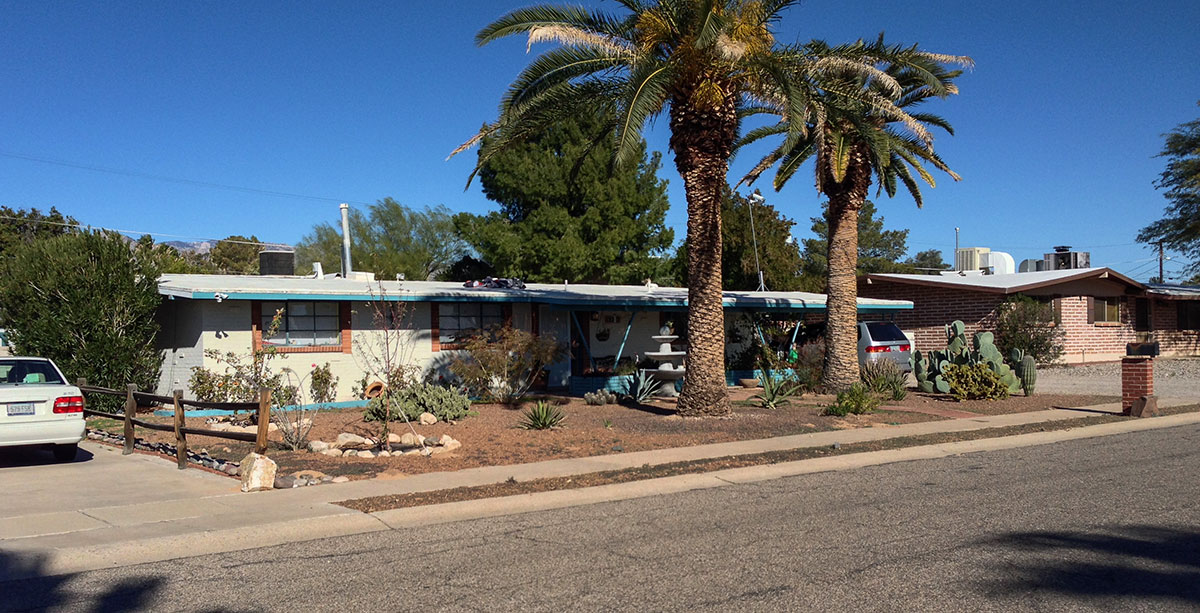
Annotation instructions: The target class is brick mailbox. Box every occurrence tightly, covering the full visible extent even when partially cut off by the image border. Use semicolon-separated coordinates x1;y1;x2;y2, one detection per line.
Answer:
1121;354;1156;417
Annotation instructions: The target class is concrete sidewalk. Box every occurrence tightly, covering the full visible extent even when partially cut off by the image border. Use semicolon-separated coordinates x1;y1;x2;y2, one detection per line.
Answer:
2;399;1196;580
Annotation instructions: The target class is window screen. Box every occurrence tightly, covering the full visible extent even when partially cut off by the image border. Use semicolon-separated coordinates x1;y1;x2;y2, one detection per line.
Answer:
438;303;505;344
261;301;341;346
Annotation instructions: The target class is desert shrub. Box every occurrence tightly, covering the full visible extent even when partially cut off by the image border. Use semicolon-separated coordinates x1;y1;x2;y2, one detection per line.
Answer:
941;363;1009;401
994;295;1065;365
350;373;372;400
449;326;565;403
309;363;338;404
791;342;825;392
518;400;565;430
823;383;879;416
860;360;908;401
0;230;161;411
365;383;472;422
625;370;662;404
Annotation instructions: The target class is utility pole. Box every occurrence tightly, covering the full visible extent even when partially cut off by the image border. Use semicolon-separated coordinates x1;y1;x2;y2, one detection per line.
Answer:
748;191;767;291
1158;241;1164;283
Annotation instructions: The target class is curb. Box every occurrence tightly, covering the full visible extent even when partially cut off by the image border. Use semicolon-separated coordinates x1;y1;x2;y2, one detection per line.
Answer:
8;409;1198;579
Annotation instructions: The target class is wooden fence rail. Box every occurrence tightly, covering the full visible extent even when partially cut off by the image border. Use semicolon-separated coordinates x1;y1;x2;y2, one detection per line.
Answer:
77;379;271;469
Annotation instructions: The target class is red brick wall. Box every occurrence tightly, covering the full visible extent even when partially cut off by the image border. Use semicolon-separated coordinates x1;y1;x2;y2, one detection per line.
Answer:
858;280;1200;362
1056;296;1136;361
857;282;1005;352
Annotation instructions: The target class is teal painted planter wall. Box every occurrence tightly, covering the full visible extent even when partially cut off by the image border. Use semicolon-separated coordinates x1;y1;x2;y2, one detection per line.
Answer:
569;375;633;396
725;369;797;387
153;399;369;418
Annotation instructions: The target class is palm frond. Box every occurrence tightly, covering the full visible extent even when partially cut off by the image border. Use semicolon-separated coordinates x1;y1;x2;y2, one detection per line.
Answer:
614;60;673;167
477;6;626;45
501;46;629;114
526;25;632;54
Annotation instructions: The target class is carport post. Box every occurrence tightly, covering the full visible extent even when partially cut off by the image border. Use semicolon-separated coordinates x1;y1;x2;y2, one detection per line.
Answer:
255;388;271;455
172;390;187;470
123;384;137;455
613;311;637;367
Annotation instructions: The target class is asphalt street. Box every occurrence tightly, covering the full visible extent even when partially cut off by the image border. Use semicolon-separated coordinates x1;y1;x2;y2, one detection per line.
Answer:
3;423;1198;612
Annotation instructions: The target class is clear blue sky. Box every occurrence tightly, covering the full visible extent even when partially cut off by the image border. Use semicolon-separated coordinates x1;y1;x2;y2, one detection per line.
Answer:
3;0;1198;282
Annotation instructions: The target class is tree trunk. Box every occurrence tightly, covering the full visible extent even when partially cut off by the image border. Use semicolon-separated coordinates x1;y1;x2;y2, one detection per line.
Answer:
821;142;873;391
669;93;737;417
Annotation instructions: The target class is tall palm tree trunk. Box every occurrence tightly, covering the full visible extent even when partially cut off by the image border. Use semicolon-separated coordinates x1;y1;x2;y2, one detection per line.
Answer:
670;93;736;417
821;143;873;391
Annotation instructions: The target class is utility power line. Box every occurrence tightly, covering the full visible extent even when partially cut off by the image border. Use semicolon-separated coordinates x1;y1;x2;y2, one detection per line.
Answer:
0;213;290;248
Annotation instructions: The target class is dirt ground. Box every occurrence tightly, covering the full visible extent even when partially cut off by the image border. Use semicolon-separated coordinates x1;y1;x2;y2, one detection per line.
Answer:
85;386;1117;481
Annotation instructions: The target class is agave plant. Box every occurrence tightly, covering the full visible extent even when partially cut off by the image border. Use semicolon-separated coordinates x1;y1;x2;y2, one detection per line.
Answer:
625;369;663;404
753;372;801;410
518;400;566;430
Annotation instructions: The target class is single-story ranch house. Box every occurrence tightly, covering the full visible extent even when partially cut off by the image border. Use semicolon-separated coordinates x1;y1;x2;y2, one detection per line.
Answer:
858;267;1200;362
156;274;912;400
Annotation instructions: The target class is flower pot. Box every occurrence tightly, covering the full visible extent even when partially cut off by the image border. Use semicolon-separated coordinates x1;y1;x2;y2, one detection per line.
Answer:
738;378;760;388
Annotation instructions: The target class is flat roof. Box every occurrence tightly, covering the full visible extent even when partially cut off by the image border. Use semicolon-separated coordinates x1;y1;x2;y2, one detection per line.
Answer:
863;267;1143;294
1145;283;1200;300
158;274;912;312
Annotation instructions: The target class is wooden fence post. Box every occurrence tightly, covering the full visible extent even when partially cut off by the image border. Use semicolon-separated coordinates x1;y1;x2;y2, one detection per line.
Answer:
123;384;137;455
255;388;271;455
173;390;187;470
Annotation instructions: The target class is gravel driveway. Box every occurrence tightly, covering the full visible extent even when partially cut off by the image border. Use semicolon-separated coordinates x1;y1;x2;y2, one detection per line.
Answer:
1037;357;1200;399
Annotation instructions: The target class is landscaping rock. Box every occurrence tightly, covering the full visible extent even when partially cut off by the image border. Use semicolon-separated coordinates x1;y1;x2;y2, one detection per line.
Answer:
334;432;372;450
357;450;375;459
344;450;358;457
273;475;298;489
387;432;404;444
377;450;391;457
307;440;330;453
331;476;350;483
321;448;343;457
400;432;423;446
419;412;437;425
239;453;277;493
291;470;329;481
224;464;241;476
442;437;462;452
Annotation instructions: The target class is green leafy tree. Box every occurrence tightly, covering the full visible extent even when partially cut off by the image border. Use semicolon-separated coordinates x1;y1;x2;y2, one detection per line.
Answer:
800;200;911;290
456;110;674;284
296;199;467;281
0;206;77;257
453;1;889;416
1137;102;1200;281
673;189;803;291
0;231;162;410
741;37;969;389
993;295;1065;365
208;235;261;274
905;249;949;273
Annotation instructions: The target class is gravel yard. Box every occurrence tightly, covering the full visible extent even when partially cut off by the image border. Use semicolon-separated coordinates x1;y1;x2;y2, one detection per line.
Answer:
1037;357;1200;398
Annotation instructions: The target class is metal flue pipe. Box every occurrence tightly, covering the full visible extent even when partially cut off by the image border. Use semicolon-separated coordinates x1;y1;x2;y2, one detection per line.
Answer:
339;203;352;278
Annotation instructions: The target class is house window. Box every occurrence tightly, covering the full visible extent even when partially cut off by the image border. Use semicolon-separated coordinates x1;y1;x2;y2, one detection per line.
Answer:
1092;297;1120;324
261;301;342;347
437;303;505;345
1179;302;1200;331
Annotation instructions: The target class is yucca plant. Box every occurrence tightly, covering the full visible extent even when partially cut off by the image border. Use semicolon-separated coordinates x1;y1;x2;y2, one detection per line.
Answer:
753;371;802;410
626;369;663;404
519;400;566;430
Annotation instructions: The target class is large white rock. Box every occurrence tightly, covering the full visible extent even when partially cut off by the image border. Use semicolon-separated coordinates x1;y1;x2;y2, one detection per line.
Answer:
387;432;404;444
321;448;343;457
400;432;423;447
418;412;437;426
239;453;277;493
307;440;330;453
357;450;375;459
334;432;373;450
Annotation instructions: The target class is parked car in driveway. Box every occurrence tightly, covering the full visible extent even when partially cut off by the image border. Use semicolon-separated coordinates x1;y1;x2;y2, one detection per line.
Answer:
858;321;913;373
0;357;85;461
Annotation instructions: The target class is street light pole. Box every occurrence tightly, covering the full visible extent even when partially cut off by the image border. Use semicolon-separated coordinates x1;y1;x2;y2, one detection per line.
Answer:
748;192;767;291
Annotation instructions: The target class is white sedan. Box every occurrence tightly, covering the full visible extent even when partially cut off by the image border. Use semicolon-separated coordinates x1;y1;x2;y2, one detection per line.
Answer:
0;357;85;462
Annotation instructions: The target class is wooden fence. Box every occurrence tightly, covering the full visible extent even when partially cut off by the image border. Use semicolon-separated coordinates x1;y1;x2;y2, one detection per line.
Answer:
77;379;271;470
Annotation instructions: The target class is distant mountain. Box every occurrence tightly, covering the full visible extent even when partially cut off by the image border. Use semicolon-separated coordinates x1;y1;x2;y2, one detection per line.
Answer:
164;240;216;254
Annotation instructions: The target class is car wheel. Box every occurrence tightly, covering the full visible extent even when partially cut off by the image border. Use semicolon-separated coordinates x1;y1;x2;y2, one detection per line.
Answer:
53;443;78;462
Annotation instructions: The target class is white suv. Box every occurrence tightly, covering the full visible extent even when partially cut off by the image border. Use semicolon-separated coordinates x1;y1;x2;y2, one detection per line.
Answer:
0;357;85;462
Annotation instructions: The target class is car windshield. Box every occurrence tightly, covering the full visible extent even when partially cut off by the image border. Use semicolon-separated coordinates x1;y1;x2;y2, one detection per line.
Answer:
865;323;907;343
0;359;65;385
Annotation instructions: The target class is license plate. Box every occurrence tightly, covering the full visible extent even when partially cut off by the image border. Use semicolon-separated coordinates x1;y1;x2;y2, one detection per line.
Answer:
6;403;35;416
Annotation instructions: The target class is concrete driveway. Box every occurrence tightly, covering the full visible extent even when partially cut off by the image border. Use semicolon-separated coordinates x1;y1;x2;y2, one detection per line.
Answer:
0;441;236;540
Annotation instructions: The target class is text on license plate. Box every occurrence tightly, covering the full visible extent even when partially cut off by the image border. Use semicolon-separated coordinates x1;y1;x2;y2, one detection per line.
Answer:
6;403;35;416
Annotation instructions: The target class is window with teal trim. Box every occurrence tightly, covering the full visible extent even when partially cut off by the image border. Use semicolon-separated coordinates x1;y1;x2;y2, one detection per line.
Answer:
261;301;341;346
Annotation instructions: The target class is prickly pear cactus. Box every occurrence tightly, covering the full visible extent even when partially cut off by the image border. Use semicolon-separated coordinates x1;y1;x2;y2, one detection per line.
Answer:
914;320;1018;397
1019;355;1037;396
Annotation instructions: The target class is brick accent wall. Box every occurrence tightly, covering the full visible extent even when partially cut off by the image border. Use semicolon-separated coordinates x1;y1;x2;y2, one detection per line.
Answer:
856;281;1005;352
858;279;1200;362
1121;356;1154;410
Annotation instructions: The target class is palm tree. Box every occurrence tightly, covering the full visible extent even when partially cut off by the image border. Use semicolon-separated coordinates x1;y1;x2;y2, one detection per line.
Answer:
740;38;970;390
452;2;888;416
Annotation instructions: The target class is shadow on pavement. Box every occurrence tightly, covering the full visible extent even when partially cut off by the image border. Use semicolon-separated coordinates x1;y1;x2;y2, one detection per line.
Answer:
0;550;163;612
0;445;94;469
981;525;1200;605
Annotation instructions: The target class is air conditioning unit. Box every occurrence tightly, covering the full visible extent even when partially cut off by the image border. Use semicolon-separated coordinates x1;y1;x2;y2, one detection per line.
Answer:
955;247;990;272
1043;246;1091;270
